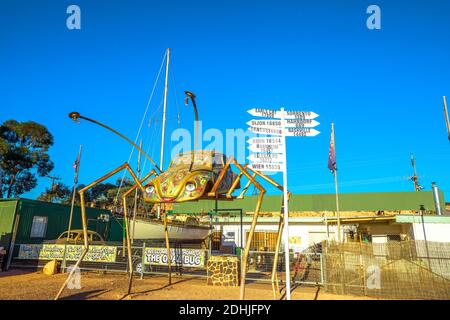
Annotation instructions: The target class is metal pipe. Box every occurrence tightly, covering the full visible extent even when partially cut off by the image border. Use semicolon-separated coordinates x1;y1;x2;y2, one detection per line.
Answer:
123;192;136;294
55;163;145;299
431;182;442;215
163;206;172;285
131;140;143;244
184;91;199;171
68;112;162;173
55;191;89;300
420;205;432;270
232;159;266;300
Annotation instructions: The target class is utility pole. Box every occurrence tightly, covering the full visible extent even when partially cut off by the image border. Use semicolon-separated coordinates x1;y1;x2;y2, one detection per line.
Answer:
45;175;62;202
46;175;61;191
410;153;422;192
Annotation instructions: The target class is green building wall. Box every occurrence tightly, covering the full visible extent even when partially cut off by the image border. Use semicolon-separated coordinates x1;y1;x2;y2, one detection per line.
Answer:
171;191;445;215
0;200;18;248
0;198;113;248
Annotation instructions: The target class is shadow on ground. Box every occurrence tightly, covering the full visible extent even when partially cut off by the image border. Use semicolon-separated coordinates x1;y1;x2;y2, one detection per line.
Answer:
61;289;110;300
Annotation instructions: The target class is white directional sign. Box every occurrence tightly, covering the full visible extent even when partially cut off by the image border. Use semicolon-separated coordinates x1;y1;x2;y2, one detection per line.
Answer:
249;126;320;137
247;153;284;163
247;119;320;129
284;119;320;128
285;128;320;137
249;163;285;172
247;137;283;145
248;108;319;120
248;143;284;153
248;127;282;135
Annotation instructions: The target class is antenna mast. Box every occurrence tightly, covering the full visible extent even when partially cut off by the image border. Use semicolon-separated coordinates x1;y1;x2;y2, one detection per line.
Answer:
410;153;422;191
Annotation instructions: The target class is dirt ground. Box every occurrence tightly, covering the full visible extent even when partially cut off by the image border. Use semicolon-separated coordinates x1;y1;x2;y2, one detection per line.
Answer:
0;269;379;300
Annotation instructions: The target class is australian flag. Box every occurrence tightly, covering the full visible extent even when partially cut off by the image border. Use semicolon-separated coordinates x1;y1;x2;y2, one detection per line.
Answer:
73;152;81;184
328;126;337;173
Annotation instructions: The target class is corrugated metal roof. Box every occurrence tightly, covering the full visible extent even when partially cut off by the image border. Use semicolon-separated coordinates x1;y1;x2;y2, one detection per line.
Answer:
395;215;450;224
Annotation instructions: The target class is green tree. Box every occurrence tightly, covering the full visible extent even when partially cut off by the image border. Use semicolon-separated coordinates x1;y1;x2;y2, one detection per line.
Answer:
38;183;71;203
0;120;54;198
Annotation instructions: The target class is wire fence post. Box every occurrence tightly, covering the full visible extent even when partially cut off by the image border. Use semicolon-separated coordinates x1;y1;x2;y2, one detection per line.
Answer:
141;242;146;279
61;243;67;273
319;253;324;286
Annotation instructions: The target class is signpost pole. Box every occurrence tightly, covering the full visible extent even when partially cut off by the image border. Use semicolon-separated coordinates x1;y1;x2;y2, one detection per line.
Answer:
280;108;291;300
246;106;320;300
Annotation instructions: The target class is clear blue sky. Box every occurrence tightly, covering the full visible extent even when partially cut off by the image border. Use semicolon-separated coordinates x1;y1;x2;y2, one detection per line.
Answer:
1;0;450;203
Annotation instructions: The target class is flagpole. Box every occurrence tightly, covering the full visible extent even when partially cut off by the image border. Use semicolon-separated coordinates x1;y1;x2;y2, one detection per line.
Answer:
67;145;82;239
443;96;450;141
331;123;341;243
62;144;82;272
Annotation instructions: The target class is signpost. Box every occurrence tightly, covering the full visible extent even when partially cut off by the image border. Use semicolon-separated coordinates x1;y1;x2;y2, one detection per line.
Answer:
247;119;320;128
247;108;319;120
246;107;320;300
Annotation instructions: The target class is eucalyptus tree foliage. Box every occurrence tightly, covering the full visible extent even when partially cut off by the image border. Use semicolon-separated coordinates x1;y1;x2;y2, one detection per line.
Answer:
0;120;54;198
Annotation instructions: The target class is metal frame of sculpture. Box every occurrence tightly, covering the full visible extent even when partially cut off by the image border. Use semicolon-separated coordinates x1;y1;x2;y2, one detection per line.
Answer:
55;91;289;300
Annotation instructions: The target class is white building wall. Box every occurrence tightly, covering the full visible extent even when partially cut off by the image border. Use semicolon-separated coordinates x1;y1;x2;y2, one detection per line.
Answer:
411;223;450;242
218;223;340;252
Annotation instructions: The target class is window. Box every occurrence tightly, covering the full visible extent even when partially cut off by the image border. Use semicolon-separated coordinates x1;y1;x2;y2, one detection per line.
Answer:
30;216;48;238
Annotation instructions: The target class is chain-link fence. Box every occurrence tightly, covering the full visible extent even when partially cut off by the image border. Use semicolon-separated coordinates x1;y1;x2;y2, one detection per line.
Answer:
7;239;450;299
246;251;323;285
9;242;210;279
322;240;450;299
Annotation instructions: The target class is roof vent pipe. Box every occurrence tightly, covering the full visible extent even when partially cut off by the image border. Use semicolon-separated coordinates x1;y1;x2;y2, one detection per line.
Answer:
432;182;442;216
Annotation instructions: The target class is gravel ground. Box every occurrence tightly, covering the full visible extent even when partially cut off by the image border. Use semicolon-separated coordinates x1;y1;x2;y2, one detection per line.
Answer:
0;269;379;300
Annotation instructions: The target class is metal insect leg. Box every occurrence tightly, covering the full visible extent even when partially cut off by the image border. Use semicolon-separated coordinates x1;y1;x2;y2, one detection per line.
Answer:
211;160;289;300
121;170;156;294
225;164;248;198
162;205;172;285
246;168;290;300
271;211;284;299
224;158;266;300
54;163;145;300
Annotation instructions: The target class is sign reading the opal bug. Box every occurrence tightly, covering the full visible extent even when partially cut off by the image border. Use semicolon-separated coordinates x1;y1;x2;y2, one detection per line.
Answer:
17;244;117;263
144;247;206;268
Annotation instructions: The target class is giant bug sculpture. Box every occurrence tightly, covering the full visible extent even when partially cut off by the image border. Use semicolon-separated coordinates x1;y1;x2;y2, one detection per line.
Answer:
55;91;290;300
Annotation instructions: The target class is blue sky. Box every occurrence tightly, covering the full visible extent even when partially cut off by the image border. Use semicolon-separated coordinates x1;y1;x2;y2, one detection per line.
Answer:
1;0;450;203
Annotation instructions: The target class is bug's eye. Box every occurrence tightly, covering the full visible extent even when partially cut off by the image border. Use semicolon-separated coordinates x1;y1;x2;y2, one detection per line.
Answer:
145;185;155;194
185;182;196;192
